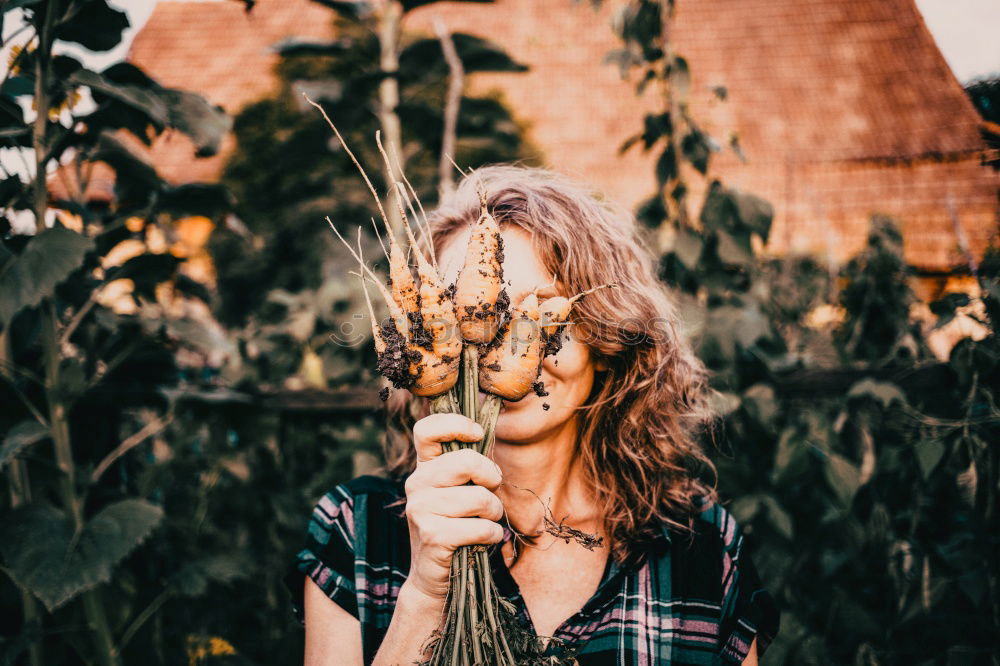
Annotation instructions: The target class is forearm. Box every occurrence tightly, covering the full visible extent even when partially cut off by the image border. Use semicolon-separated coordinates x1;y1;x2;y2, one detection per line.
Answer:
371;582;445;666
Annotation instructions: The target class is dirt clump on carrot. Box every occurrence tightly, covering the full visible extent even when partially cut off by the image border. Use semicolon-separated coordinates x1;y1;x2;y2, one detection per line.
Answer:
479;292;544;401
375;319;420;390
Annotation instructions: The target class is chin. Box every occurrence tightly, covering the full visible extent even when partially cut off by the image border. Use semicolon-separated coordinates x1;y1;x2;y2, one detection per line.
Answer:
493;392;556;443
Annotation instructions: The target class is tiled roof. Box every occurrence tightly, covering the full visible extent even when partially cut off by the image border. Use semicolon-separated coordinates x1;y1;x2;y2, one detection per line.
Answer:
48;0;997;271
670;0;986;163
404;0;997;269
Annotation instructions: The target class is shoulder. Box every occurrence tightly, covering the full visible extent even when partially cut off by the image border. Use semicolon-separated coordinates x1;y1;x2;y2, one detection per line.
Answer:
690;495;746;558
661;494;745;561
316;474;405;524
687;496;781;663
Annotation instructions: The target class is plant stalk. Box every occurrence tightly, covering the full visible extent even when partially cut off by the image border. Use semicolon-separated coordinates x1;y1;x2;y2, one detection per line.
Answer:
31;9;120;657
461;345;479;423
377;0;405;236
31;0;57;235
450;547;470;666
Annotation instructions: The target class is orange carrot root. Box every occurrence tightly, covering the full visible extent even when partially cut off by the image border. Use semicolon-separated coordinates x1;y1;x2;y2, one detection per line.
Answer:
479;292;543;401
454;188;506;343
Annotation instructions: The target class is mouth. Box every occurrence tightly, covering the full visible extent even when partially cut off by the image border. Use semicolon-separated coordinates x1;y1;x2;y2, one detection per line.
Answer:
478;390;531;411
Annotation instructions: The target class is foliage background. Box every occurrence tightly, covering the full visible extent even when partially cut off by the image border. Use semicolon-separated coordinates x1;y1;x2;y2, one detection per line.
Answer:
0;1;997;665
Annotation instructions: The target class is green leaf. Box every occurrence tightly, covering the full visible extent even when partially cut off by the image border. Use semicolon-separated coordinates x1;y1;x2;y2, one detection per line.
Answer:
1;76;34;97
158;89;232;157
655;145;677;187
166;316;236;357
0;227;94;328
732;189;773;241
618;132;643;155
640;113;672;150
91;130;161;198
310;0;374;20
826;452;862;506
680;128;710;174
0;174;24;208
913;439;945;479
761;495;794;539
0;421;49;469
728;494;761;524
699;180;731;232
742;383;778;428
773;428;798;474
157;183;234;218
846;378;906;408
672;225;703;270
55;0;130;52
400;0;493;11
929;292;970;330
107;253;181;300
709;391;741;417
603;48;641;77
2;0;41;14
68;70;169;126
272;37;353;57
170;554;253;597
669;56;691;101
400;34;528;76
0;499;163;611
733;303;771;348
715;229;752;266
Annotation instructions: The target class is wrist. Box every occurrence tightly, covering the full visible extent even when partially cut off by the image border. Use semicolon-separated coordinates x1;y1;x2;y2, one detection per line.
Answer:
371;581;447;666
397;579;447;615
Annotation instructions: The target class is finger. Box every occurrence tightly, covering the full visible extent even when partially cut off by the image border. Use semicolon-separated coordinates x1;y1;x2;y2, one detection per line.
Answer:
419;448;503;491
412;414;485;462
435;517;505;549
420;485;505;521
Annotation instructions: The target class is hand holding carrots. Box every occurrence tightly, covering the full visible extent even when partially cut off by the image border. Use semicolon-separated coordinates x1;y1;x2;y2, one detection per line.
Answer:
402;414;506;601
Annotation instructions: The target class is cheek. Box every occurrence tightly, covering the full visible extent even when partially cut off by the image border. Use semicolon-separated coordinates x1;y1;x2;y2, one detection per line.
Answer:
541;332;593;383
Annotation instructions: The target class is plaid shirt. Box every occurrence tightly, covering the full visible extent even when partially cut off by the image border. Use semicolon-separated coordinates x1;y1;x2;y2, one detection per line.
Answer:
285;475;780;665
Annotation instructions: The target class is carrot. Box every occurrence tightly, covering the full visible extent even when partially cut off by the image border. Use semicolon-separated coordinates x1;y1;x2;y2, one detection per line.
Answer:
372;134;461;396
338;226;421;392
479;291;544;400
453;187;507;343
539;283;617;337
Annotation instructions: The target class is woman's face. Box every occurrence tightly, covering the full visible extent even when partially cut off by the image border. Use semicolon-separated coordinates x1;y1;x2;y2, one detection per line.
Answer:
437;225;602;444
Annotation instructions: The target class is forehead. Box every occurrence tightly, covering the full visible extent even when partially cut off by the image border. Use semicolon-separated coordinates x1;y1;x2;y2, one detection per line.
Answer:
437;225;556;304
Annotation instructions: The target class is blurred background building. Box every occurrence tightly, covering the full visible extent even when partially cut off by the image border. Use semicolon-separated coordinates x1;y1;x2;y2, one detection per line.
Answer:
48;0;998;297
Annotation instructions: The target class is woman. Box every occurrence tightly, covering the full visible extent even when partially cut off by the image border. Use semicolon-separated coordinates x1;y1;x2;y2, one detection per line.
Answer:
285;166;780;665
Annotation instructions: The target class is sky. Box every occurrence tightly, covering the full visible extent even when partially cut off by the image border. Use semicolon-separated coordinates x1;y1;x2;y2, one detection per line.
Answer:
914;0;1000;83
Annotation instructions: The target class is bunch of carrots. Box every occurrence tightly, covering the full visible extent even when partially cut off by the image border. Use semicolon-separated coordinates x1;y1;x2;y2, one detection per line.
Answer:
305;94;608;665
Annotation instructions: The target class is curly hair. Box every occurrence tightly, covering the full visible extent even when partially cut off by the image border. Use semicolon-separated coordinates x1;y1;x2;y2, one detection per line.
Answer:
382;165;719;563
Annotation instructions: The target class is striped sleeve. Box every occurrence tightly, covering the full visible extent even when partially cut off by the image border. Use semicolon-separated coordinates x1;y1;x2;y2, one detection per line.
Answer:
709;504;781;664
284;484;358;622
